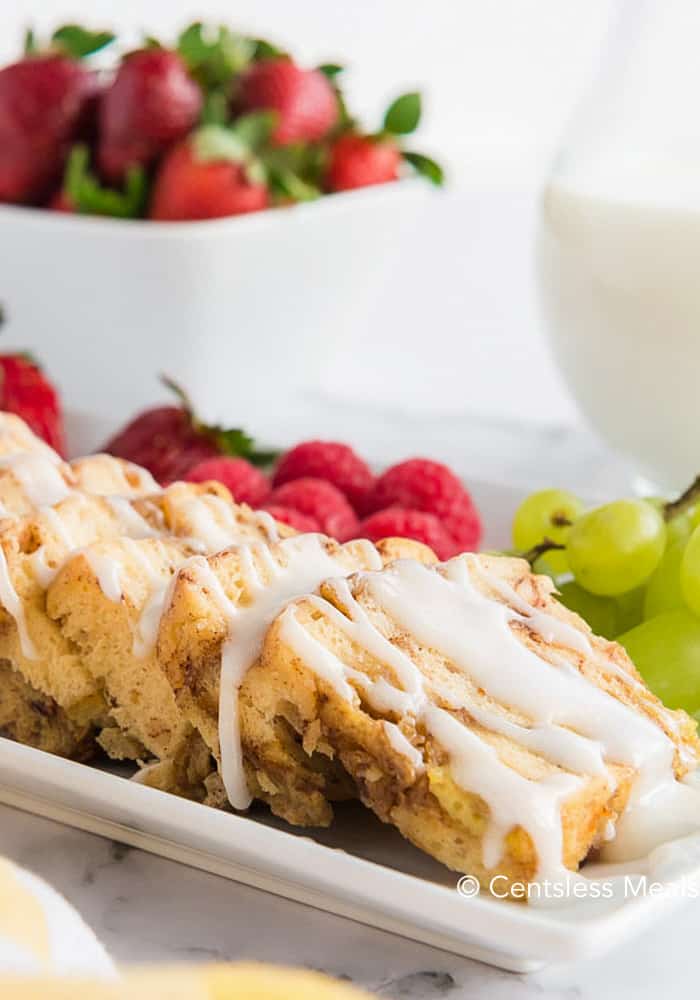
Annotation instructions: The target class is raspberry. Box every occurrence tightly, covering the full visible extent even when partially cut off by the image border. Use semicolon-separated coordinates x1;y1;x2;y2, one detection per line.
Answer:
356;508;455;561
272;440;374;513
266;478;358;541
185;457;270;507
262;504;321;534
367;458;482;552
441;501;482;555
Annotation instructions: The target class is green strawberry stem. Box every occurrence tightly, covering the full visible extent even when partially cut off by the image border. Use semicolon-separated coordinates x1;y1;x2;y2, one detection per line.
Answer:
383;92;421;136
161;375;279;467
402;150;444;186
51;24;116;59
64;145;148;219
317;63;343;79
177;22;256;91
24;23;115;58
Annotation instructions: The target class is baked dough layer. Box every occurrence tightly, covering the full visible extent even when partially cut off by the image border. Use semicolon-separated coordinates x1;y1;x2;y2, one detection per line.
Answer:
250;554;698;891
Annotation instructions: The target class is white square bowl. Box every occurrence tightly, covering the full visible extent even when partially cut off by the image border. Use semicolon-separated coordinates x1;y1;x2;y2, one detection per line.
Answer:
0;182;431;427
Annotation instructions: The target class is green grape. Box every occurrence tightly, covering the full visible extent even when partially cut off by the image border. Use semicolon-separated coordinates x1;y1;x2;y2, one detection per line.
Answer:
615;586;645;634
531;554;562;583
643;497;692;545
556;581;619;639
680;524;700;617
557;582;643;639
618;609;700;716
566;499;666;596
512;489;584;574
644;539;687;619
666;510;693;547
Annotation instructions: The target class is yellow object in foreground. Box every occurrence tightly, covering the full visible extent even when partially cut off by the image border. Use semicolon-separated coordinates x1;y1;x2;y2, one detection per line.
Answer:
0;859;50;969
0;963;371;999
0;858;113;978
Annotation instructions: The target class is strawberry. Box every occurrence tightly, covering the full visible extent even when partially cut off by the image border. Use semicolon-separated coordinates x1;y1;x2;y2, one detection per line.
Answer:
185;456;270;507
325;133;401;193
98;49;203;184
48;189;75;212
104;406;217;484
149;126;269;221
236;58;338;146
367;458;482;553
0;354;65;455
0;56;96;204
103;378;277;485
272;440;374;513
262;504;321;534
355;507;455;561
326;93;444;193
265;478;358;541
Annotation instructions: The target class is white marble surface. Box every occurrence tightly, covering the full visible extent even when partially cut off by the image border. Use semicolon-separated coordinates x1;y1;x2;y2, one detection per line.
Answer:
1;801;699;999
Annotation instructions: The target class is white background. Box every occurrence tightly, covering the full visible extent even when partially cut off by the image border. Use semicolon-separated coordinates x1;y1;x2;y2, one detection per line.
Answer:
0;2;617;427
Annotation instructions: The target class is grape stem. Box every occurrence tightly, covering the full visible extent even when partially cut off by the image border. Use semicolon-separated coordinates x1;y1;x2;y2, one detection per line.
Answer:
664;475;700;522
521;537;566;566
551;513;573;528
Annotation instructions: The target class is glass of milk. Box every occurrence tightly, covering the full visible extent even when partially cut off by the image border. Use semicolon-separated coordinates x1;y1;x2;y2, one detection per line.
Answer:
538;0;700;491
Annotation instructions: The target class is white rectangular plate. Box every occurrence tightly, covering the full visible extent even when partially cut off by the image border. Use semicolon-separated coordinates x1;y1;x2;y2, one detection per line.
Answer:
1;477;699;973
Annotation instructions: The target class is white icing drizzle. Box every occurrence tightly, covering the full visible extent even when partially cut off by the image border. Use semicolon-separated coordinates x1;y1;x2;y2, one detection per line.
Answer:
29;548;55;589
177;495;242;552
127;464;159;493
82;550;124;603
449;694;609;779
603;820;616;842
80;540;192;657
0;498;86;634
383;720;425;773
187;534;382;810
0;451;284;665
168;493;280;552
0;454;71;507
277;555;697;881
252;509;280;543
104;497;160;539
0;417;62;464
133;574;179;658
483;559;688;750
114;539;172;657
279;583;579;875
426;704;581;872
83;495;285;658
475;564;594;658
602;769;700;863
0;495;155;650
41;505;78;550
0;546;37;659
73;454;159;496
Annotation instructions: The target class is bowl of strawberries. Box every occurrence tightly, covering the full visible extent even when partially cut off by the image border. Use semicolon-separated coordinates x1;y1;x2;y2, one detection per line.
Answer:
0;23;441;427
